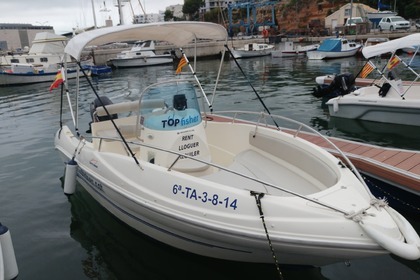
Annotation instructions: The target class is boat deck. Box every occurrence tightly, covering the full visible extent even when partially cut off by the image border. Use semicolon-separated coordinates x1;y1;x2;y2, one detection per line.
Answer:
208;114;420;197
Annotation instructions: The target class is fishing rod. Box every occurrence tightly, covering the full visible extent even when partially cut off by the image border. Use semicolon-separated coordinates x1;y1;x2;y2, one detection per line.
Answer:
224;45;280;129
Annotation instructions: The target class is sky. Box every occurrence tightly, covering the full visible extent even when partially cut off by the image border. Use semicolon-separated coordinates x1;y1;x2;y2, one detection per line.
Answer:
1;0;184;34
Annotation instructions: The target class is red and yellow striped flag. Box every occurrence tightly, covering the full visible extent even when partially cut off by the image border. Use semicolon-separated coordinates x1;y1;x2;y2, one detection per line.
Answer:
387;55;400;70
49;68;64;91
175;56;188;74
360;61;375;78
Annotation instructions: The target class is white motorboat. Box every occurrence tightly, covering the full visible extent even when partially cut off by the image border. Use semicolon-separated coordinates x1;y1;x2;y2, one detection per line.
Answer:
326;33;420;126
0;32;69;67
271;41;319;58
55;22;420;267
231;43;274;59
0;63;83;86
108;40;173;68
0;32;77;86
306;37;362;60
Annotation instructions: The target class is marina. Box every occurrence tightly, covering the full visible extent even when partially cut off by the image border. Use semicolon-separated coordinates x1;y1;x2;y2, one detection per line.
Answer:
1;0;420;277
1;46;419;279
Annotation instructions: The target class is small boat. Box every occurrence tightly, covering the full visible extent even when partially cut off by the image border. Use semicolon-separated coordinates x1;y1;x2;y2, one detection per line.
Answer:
0;63;82;86
364;37;389;47
55;22;420;267
0;32;75;86
271;41;319;58
108;40;173;68
306;37;362;60
87;65;112;76
326;33;420;126
231;43;274;59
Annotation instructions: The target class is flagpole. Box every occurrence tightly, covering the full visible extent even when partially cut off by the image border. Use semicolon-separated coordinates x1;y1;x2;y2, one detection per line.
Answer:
178;49;213;112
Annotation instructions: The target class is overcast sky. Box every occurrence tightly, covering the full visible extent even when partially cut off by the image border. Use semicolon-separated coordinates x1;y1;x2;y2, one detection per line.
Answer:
1;0;184;34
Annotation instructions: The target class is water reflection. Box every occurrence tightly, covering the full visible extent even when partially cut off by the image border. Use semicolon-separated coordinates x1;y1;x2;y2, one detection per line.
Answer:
68;183;327;280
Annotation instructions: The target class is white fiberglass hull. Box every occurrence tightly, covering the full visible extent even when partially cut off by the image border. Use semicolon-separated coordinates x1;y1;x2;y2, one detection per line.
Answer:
54;121;416;265
110;55;173;68
0;70;79;86
231;49;272;59
327;84;420;126
307;48;360;60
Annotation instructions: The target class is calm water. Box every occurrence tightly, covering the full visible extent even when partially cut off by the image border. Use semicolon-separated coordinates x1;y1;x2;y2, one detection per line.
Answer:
1;54;420;280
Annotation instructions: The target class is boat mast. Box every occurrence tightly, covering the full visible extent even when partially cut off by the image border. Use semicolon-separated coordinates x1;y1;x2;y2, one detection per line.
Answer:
118;0;124;25
91;0;98;29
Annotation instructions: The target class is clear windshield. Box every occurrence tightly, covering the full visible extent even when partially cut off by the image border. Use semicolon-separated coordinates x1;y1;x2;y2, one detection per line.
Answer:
139;81;202;131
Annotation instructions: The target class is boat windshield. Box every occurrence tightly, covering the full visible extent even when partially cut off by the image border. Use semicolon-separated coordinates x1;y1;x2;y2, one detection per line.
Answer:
139;81;202;131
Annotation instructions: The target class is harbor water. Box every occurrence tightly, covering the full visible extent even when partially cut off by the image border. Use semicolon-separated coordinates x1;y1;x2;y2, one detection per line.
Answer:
1;54;419;279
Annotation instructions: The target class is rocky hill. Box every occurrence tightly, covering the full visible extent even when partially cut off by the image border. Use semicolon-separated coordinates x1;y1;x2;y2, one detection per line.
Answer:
273;0;348;34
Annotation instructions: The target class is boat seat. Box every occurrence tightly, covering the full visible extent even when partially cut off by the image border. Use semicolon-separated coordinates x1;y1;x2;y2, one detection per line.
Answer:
203;149;323;196
95;99;166;117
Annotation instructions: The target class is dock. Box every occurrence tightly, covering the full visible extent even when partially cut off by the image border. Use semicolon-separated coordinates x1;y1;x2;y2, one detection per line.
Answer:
208;114;420;201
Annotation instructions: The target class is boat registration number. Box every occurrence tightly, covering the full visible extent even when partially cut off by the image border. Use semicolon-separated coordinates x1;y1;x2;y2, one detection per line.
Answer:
172;184;238;210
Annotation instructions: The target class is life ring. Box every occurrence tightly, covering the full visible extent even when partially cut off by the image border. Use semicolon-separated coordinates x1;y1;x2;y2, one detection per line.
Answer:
360;207;420;260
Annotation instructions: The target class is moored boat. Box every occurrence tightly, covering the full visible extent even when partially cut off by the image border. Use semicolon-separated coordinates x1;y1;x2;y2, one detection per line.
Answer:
55;22;420;267
0;32;76;86
108;40;173;68
307;37;362;60
231;43;274;59
271;41;319;58
0;63;83;86
326;33;420;126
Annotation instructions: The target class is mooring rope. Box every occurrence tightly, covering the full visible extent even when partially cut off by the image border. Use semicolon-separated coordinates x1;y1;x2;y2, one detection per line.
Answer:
251;191;284;280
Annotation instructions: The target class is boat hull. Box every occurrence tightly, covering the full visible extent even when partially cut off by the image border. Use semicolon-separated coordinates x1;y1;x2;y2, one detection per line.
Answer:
307;48;360;60
110;56;173;68
327;100;420;126
326;83;420;126
0;69;79;86
231;50;272;59
54;123;399;266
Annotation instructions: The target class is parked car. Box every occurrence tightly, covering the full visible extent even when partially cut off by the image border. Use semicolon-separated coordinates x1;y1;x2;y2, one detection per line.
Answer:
378;16;410;31
345;17;364;26
416;19;420;29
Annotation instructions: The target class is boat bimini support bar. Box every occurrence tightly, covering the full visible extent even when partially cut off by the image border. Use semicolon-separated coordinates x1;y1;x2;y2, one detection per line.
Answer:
76;62;141;167
179;48;213;113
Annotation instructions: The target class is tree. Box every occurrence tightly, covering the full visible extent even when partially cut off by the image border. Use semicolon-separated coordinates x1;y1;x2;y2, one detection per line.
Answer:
182;0;204;20
164;9;174;21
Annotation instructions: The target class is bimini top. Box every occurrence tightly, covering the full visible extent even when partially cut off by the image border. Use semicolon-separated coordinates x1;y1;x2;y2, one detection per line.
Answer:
362;33;420;59
65;21;228;61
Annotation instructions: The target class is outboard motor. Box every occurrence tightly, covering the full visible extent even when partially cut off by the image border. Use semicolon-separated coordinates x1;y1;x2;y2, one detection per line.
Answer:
86;96;117;133
312;73;356;100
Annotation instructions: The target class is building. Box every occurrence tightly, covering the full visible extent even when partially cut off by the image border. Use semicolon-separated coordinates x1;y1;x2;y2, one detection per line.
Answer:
0;23;54;52
166;4;184;19
201;0;240;13
325;3;377;31
133;4;184;23
133;13;164;23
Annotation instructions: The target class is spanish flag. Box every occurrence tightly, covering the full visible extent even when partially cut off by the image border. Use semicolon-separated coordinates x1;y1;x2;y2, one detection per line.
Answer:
360;61;375;78
387;55;400;70
175;56;188;74
49;69;64;91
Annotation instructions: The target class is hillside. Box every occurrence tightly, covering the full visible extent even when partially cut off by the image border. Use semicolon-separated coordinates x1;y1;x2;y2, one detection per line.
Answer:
275;0;344;33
